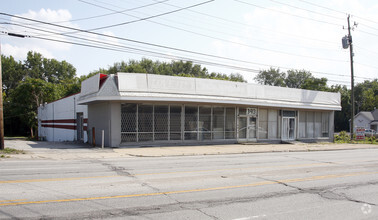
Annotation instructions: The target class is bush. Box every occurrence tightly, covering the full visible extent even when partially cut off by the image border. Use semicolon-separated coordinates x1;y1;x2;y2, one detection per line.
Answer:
335;131;351;143
367;136;376;144
0;148;25;154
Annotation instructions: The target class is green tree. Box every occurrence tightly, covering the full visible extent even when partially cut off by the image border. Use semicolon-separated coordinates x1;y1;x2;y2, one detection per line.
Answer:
2;51;78;137
285;70;312;88
329;85;350;131
301;77;328;91
24;51;76;83
1;55;25;96
101;59;246;82
9;78;62;137
254;67;286;86
24;51;44;79
42;58;76;83
354;79;378;112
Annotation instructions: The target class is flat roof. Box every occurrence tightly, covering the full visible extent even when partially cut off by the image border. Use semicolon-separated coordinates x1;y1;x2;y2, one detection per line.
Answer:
78;73;341;111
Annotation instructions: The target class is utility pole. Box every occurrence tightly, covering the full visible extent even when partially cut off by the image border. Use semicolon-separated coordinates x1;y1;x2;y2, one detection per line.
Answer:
347;15;355;141
0;32;27;150
342;15;356;141
0;41;4;150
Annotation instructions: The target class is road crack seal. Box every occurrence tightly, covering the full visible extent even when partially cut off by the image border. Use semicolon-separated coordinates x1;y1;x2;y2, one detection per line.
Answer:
283;155;339;165
101;162;132;177
254;175;378;207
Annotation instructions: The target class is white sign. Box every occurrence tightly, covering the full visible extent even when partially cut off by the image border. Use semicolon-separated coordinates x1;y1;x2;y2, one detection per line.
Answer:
356;127;365;140
247;108;258;117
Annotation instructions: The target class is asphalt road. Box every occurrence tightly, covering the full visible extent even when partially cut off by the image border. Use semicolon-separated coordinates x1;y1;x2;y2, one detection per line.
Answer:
1;149;378;219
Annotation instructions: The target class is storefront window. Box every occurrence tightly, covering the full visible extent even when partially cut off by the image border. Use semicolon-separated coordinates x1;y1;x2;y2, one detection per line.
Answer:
225;107;236;139
268;109;278;139
185;106;198;140
170;105;182;140
121;103;238;143
138;105;153;141
199;107;212;140
306;112;314;138
154;105;168;140
298;111;329;139
213;107;225;139
121;103;137;142
314;112;322;138
259;109;268;139
322;112;329;137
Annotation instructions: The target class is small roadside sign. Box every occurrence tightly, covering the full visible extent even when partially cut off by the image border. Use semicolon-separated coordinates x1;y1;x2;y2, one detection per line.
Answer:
356;127;365;140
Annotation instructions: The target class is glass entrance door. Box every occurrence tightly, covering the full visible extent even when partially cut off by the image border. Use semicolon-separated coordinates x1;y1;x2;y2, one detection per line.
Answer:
237;116;257;142
238;116;247;139
282;117;295;140
248;116;257;141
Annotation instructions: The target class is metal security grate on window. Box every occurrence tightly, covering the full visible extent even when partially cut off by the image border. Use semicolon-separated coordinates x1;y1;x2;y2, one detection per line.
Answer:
185;106;198;140
121;103;137;142
170;105;182;140
154;105;169;141
121;103;237;143
138;105;153;142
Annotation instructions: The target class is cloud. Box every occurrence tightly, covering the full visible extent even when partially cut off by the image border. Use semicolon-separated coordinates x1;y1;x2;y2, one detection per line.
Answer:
5;8;78;58
102;31;121;46
2;43;54;61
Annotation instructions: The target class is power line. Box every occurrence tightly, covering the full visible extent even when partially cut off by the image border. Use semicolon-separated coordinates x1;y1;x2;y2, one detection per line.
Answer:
73;0;214;32
1;19;374;81
152;0;338;45
354;15;378;26
355;61;378;70
0;23;280;75
1;11;375;82
2;31;373;85
1;31;355;87
359;23;378;33
296;0;346;15
97;3;339;52
297;0;378;27
1;24;264;74
359;29;378;38
25;35;264;73
66;1;348;63
16;0;172;26
234;0;342;27
1;11;349;65
269;0;344;21
354;45;378;56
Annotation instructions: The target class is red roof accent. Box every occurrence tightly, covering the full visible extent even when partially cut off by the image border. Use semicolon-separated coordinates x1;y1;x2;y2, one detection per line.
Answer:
99;74;108;88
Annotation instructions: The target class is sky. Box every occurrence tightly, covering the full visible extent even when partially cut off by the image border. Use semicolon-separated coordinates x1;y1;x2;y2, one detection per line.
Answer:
1;0;378;87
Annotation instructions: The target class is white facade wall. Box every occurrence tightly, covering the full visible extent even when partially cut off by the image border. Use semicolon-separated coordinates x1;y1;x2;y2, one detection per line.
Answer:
353;114;372;132
35;73;342;147
38;93;88;142
113;73;341;111
87;102;121;147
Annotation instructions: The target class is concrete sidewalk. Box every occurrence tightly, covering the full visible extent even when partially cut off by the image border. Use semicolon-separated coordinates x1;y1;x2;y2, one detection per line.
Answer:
3;139;378;160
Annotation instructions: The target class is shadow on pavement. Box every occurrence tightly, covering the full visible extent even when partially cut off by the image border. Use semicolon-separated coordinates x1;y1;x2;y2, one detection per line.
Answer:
27;141;92;149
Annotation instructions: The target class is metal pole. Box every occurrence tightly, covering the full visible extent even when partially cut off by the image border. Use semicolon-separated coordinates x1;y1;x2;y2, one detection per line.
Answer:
0;41;4;149
101;129;104;149
347;15;355;140
0;33;26;148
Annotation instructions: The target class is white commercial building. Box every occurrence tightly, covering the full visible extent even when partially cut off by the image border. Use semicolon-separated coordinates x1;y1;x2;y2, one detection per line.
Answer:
38;93;88;142
38;73;341;147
